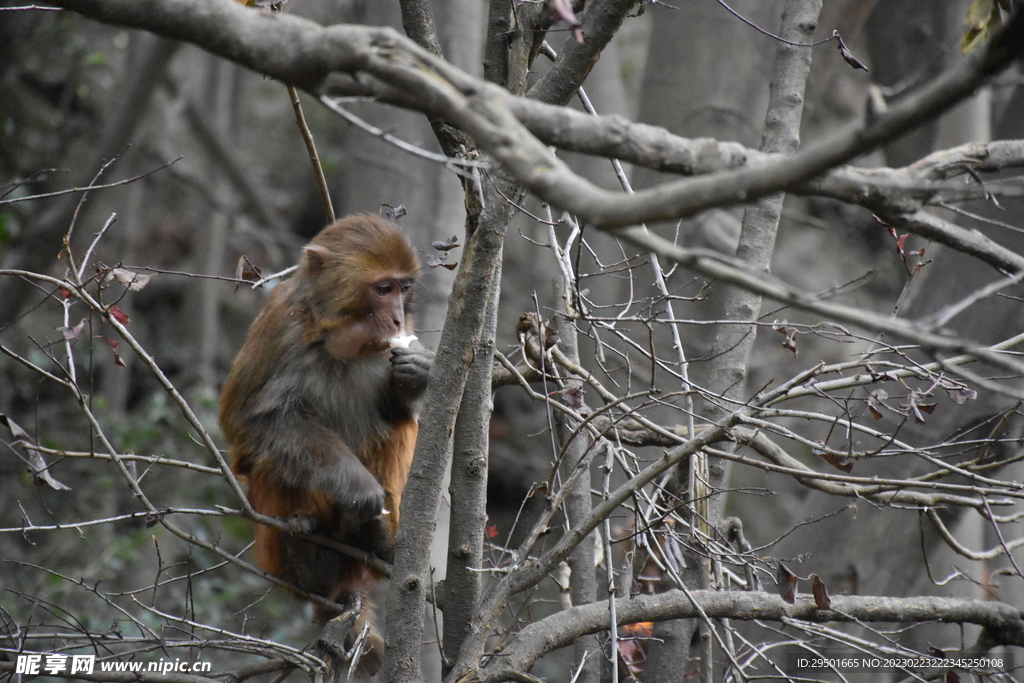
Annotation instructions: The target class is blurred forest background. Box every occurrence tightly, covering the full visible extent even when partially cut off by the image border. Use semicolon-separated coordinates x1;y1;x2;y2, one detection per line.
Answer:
2;0;1024;681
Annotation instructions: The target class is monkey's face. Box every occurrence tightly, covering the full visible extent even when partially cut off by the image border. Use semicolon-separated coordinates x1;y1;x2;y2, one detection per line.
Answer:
321;276;415;361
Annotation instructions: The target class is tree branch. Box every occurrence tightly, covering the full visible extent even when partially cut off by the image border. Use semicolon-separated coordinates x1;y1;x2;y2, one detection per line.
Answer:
47;0;1024;229
486;591;1024;675
526;0;634;105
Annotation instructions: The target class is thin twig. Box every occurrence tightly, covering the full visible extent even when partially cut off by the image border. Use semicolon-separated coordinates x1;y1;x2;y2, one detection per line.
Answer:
0;157;182;206
319;96;489;175
288;85;335;224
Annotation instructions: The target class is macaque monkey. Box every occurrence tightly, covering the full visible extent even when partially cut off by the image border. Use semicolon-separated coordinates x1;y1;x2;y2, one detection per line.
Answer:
219;214;433;671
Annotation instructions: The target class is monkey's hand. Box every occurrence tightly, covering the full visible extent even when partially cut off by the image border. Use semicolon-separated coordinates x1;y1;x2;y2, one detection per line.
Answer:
366;516;396;563
331;460;387;530
390;346;434;403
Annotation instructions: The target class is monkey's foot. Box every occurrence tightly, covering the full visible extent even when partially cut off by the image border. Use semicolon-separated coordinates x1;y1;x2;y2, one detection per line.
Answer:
286;513;317;534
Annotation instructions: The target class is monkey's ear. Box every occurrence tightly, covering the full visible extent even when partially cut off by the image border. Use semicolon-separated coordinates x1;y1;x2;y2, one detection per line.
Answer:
302;244;333;275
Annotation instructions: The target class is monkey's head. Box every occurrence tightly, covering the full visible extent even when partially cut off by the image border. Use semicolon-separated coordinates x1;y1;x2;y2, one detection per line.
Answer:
298;214;420;361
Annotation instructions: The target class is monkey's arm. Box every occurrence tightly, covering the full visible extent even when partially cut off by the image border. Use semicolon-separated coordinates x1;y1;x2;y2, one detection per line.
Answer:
247;411;386;526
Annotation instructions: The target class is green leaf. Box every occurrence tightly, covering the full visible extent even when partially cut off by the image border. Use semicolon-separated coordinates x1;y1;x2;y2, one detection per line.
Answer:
962;0;1001;54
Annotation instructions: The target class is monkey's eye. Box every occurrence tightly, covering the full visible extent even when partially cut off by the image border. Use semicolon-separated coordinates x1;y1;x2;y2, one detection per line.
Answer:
374;282;395;296
399;281;413;295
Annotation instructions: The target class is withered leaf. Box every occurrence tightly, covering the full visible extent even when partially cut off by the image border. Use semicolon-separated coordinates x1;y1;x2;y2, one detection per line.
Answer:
542;325;561;350
773;324;799;354
833;30;868;71
101;337;127;367
868;389;889;420
1;413;30;441
782;332;798;355
777;562;798;604
2;414;71;491
810;574;832;610
106;305;130;325
431;235;460;252
424;254;457;271
517;312;541;336
107;267;152;291
57;319;87;341
902;386;937;423
381;203;407;220
819;451;854;473
235;256;262;283
947;387;977;405
559;385;585;410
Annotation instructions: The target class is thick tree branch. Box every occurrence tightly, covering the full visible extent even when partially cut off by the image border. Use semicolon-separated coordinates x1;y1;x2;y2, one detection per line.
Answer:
478;8;1024;228
46;3;1024;354
526;0;634;105
396;0;474;157
398;0;444;57
47;0;1024;230
483;0;512;88
442;283;500;673
808;140;1024;209
382;211;508;683
484;591;1024;676
382;159;519;681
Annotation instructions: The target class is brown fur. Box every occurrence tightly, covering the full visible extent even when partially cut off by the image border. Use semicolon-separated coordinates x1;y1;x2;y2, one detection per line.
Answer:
219;215;431;672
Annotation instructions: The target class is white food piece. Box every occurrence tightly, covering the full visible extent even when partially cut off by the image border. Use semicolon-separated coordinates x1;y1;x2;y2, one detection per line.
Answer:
388;334;418;349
